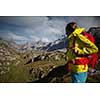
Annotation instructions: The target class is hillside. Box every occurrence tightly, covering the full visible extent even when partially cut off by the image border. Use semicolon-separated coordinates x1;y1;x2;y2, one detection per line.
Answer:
0;27;100;83
0;39;21;73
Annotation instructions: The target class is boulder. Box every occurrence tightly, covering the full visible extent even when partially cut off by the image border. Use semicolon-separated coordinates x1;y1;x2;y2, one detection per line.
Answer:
88;27;100;48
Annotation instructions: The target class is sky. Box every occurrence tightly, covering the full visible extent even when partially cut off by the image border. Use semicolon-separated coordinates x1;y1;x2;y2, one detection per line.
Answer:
0;16;100;44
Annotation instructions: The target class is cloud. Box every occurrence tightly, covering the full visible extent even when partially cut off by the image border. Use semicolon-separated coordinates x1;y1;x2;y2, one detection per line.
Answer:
65;16;100;30
29;35;40;42
0;16;49;29
0;31;29;43
41;37;51;42
0;16;66;43
22;17;66;42
8;32;29;41
0;16;100;44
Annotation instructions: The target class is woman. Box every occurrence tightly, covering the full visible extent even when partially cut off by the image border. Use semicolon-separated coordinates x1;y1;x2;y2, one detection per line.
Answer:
66;22;98;83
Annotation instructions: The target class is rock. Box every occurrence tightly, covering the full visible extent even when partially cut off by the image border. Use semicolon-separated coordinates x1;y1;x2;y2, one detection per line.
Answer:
15;61;20;65
0;67;2;70
41;56;45;60
31;54;37;62
0;52;3;55
97;59;100;65
0;39;19;67
25;59;32;65
49;65;56;72
39;71;45;78
88;27;100;48
24;56;26;59
29;68;34;74
0;62;2;66
34;55;42;62
4;67;10;72
55;55;60;61
6;62;10;65
50;77;57;82
0;71;6;75
0;49;4;52
0;66;10;75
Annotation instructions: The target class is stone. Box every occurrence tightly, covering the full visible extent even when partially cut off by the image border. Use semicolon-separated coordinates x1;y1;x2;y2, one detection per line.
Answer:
0;71;6;75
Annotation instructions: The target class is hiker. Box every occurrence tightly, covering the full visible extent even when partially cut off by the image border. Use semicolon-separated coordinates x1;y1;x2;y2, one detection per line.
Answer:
65;22;98;83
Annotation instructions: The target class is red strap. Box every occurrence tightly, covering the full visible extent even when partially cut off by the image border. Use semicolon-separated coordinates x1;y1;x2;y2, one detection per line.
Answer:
74;57;89;69
82;32;95;43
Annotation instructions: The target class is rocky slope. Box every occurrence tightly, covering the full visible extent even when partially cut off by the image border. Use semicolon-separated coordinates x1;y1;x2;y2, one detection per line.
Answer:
88;27;100;49
0;27;100;83
0;39;20;75
0;38;67;82
11;36;68;53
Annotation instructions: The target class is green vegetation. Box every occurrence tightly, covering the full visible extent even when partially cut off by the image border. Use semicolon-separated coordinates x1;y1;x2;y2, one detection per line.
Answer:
0;40;100;83
1;49;100;83
0;47;67;82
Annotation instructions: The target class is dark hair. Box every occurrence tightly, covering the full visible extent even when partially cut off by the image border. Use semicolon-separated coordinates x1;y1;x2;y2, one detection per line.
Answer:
65;22;77;36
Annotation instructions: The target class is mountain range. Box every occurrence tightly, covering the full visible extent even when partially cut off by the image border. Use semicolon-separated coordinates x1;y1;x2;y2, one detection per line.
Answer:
0;36;68;53
1;27;100;53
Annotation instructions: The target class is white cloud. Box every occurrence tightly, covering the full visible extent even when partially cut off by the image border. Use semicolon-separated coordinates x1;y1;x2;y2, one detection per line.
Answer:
0;16;66;34
65;16;100;30
8;32;28;41
1;32;29;42
29;35;40;42
41;37;51;42
1;16;99;44
0;16;49;29
23;17;66;42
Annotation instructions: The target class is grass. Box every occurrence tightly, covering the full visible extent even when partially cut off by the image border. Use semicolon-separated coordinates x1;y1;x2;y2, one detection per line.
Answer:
0;63;29;83
0;47;100;83
0;55;67;83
